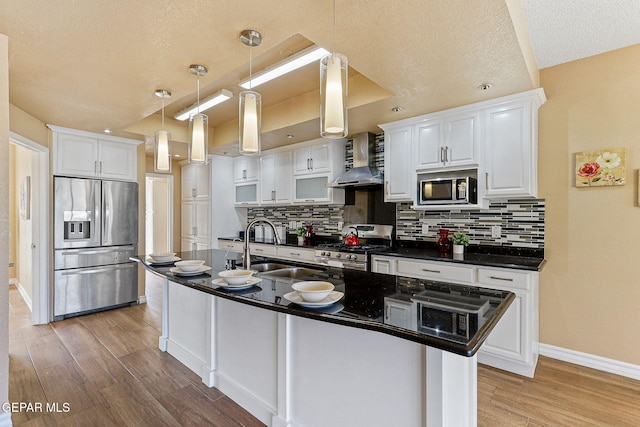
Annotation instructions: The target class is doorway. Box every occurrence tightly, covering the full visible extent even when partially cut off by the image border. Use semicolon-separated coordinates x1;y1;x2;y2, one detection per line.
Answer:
9;132;49;325
145;174;173;255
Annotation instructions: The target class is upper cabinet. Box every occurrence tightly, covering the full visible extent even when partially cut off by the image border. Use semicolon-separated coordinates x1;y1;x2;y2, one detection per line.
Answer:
381;125;413;202
260;151;291;204
415;111;479;171
482;92;545;199
293;143;331;175
50;125;139;181
380;88;546;208
234;156;260;206
182;162;210;200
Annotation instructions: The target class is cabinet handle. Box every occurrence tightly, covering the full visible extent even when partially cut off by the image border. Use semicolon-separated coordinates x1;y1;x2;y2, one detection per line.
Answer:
489;276;514;282
307;158;311;171
99;161;102;174
243;169;247;180
440;147;444;163
310;158;313;170
385;181;389;196
192;188;196;197
192;226;197;234
385;305;389;320
485;172;489;190
422;268;440;274
254;248;263;252
272;190;276;201
289;252;300;256
94;161;98;173
445;146;449;162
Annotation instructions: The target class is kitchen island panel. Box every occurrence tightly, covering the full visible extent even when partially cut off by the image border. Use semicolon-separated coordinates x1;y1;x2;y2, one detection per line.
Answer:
289;315;425;427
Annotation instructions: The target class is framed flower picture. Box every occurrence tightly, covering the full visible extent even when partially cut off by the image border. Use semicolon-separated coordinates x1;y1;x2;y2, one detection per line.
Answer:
575;148;626;187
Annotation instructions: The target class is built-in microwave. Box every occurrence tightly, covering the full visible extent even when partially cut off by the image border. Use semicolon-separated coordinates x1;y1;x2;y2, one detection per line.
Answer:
418;176;477;205
412;291;489;341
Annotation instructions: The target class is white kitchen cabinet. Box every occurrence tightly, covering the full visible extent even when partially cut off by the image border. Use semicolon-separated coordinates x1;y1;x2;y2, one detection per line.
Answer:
181;238;210;252
476;267;538;378
181;201;210;240
260;152;291;205
234;156;260;206
219;239;243;253
483;89;545;199
372;254;539;377
276;246;317;264
50;125;139;181
181;163;210;200
415;112;479;171
380;125;414;202
384;298;415;330
396;258;475;285
291;139;345;205
250;243;278;257
293;143;331;175
371;255;397;275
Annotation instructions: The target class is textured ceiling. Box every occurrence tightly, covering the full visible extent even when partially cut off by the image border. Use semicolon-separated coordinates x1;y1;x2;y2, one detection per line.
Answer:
522;0;640;69
1;0;633;158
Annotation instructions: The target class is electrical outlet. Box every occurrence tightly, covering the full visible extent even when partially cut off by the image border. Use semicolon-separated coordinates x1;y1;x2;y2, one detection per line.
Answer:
337;221;343;230
491;225;501;238
421;223;429;234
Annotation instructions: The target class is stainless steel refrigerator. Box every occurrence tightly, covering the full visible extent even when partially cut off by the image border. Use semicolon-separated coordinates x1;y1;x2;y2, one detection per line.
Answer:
54;176;138;320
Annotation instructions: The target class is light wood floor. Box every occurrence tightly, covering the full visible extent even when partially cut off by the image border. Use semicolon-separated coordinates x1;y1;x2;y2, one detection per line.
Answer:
8;276;640;426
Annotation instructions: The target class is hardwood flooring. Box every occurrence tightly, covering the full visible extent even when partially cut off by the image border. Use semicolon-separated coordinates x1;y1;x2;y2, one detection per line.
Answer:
7;273;265;427
8;275;640;426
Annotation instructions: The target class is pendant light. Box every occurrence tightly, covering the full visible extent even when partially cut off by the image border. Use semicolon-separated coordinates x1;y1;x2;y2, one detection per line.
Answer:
320;0;348;139
188;64;208;164
239;29;262;156
154;89;172;173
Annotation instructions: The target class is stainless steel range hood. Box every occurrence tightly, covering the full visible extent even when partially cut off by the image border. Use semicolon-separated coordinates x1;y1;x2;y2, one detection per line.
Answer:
327;132;383;188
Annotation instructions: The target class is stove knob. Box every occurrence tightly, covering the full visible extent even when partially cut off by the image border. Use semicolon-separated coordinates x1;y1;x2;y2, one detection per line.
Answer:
335;253;342;258
350;254;357;260
320;251;326;256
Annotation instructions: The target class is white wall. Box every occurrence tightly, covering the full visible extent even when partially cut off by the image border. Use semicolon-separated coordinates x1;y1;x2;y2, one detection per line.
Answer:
13;145;33;301
1;33;12;426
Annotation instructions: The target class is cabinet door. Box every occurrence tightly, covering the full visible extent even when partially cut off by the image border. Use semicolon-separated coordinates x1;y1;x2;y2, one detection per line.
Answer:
445;112;478;167
234;156;259;182
99;140;137;181
235;183;259;205
482;291;528;363
182;163;210;200
384;299;414;330
294;175;330;203
415;120;444;169
181;238;195;252
54;133;99;177
292;147;312;175
309;144;331;173
181;203;195;237
484;102;534;198
194;202;210;238
384;127;414;202
260;155;276;203
370;256;397;275
274;152;291;203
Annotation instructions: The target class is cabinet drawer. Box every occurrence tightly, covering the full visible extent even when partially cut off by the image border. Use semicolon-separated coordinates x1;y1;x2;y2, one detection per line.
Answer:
276;247;316;263
250;244;278;257
220;241;243;253
371;256;397;275
477;268;530;291
396;259;474;284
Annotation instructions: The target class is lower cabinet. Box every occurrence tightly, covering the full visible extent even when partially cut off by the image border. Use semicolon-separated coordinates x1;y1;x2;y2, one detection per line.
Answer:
276;246;317;264
372;255;539;377
181;238;210;252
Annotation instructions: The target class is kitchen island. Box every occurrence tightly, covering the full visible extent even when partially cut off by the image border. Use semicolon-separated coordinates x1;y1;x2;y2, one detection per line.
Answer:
133;249;514;427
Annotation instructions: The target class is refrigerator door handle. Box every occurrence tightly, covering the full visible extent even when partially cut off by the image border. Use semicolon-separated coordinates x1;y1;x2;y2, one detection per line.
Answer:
57;246;136;256
60;263;135;276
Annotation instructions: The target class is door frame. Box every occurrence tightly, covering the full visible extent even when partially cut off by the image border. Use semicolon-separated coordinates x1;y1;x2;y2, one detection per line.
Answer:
9;131;50;325
145;173;174;253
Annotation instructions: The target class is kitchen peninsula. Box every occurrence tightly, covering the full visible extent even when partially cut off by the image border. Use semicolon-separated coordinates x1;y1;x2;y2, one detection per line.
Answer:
134;248;514;427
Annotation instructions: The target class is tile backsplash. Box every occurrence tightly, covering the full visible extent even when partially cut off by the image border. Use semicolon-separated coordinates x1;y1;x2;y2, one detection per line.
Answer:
246;133;545;249
396;200;545;248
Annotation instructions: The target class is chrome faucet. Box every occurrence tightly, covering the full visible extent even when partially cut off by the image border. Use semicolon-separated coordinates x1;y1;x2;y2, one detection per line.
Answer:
243;217;281;269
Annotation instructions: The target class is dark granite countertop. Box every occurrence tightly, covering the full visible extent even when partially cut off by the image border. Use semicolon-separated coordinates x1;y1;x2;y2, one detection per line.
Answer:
133;249;514;357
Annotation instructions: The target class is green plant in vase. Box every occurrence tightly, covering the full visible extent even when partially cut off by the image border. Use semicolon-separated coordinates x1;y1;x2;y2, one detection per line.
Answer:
295;227;306;245
451;232;469;254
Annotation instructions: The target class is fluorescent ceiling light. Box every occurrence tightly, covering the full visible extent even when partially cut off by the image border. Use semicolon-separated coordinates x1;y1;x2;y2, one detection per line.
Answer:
239;45;329;89
174;88;233;121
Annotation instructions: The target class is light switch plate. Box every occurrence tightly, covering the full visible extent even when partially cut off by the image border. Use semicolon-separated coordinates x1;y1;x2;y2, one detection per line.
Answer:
421;223;429;234
337;221;343;230
491;225;501;238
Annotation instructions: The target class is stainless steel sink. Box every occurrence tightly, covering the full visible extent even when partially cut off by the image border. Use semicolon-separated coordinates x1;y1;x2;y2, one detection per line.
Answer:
261;267;323;278
250;263;292;272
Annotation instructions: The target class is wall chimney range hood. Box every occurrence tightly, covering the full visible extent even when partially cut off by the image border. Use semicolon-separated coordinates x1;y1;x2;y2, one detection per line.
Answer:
327;132;383;188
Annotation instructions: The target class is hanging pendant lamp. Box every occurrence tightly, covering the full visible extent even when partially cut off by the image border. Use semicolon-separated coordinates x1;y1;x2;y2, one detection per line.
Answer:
239;29;262;156
320;0;348;139
154;89;172;173
188;64;208;164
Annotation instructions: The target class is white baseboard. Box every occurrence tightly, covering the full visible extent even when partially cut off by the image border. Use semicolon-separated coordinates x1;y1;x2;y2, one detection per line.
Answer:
15;281;32;312
540;343;640;380
137;295;147;304
0;411;13;427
